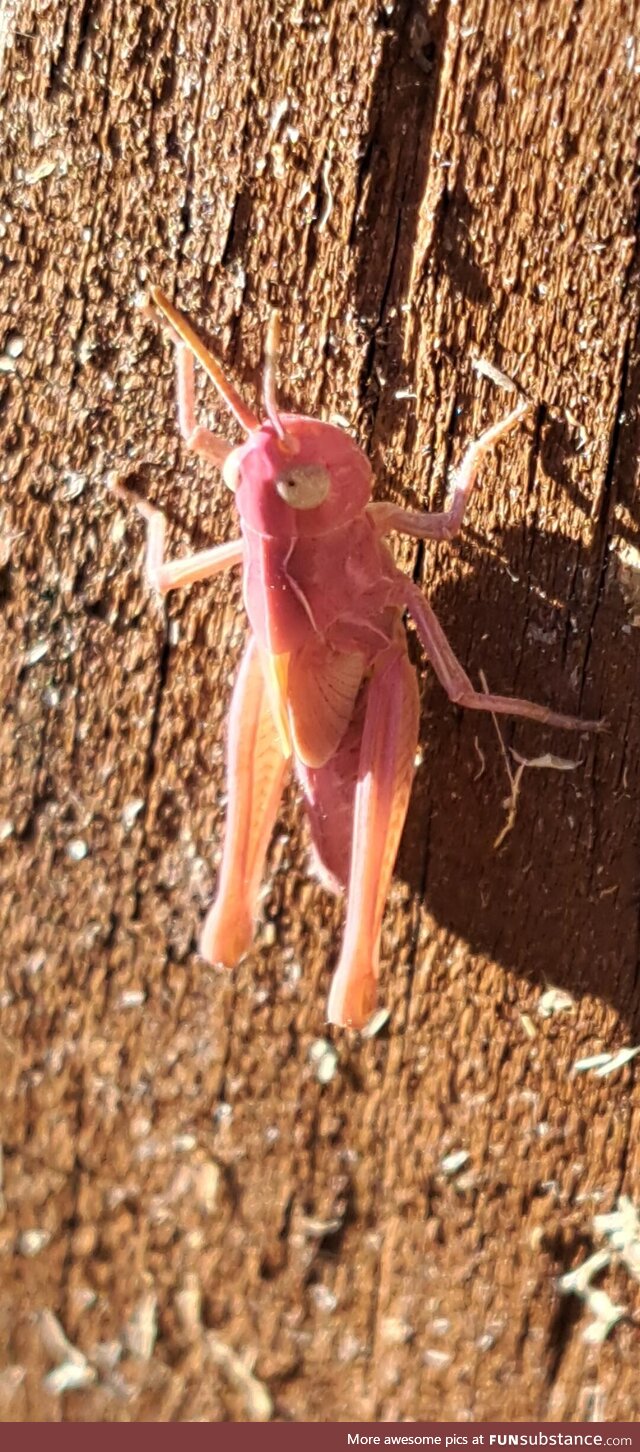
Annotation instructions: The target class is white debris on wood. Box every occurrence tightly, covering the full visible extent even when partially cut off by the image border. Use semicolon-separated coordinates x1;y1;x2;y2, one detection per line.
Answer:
269;98;289;132
381;1316;413;1345
18;1228;51;1256
594;1196;640;1252
23;640;49;667
300;1213;344;1238
39;1308;98;1395
207;1335;273;1421
538;987;575;1018
476;1332;496;1353
24;158;58;184
44;1362;97;1394
4;333;24;359
440;1150;470;1176
594;1046;640;1077
511;750;581;773
557;1248;611;1297
557;1194;640;1346
121;798;145;832
118;988;146;1008
194;1159;220;1214
111;513;127;545
573;1051;617;1073
67;838;88;862
173;1131;197;1150
484;689;582;848
573;1046;640;1077
308;1038;338;1083
594;1196;640;1283
175;1273;202;1341
337;1331;363;1364
311;1283;338;1313
423;1347;453;1369
39;1310;88;1369
581;1288;626;1345
62;471;87;500
212;1103;232;1127
472;357;518;392
124;1291;158;1361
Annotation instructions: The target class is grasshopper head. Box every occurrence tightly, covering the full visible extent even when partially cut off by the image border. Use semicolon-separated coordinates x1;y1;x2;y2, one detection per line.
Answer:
151;289;372;536
225;310;371;535
224;416;372;537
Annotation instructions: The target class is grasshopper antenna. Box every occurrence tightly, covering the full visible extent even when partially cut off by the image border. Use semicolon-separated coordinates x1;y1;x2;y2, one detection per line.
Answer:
263;310;288;442
151;286;259;434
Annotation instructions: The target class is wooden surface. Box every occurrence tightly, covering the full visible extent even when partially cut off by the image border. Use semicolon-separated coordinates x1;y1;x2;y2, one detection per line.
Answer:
1;0;639;1423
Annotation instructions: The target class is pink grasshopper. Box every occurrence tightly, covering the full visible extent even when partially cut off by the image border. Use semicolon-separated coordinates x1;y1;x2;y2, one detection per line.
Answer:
114;289;598;1029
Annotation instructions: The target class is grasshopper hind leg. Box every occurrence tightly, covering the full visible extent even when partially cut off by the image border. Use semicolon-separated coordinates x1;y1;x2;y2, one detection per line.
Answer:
200;638;289;967
327;645;420;1030
297;686;367;897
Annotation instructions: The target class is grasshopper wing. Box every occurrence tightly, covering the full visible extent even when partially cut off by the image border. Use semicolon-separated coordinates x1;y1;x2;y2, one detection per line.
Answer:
287;639;364;769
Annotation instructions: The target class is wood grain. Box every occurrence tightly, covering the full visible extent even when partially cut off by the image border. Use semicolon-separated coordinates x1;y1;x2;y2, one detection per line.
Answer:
1;0;639;1422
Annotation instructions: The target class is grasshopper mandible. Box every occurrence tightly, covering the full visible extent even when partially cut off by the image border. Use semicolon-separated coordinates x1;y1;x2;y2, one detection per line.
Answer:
113;290;598;1029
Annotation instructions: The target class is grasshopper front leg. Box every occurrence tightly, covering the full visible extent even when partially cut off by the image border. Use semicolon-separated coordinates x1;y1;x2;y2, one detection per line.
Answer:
200;637;290;967
368;399;532;541
110;480;243;594
327;644;420;1030
173;341;235;466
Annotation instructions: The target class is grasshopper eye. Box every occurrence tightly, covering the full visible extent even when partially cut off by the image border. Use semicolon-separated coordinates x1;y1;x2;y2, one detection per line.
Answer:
275;464;330;511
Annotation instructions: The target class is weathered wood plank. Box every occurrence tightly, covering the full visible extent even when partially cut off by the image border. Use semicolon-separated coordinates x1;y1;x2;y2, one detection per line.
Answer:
1;0;639;1422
